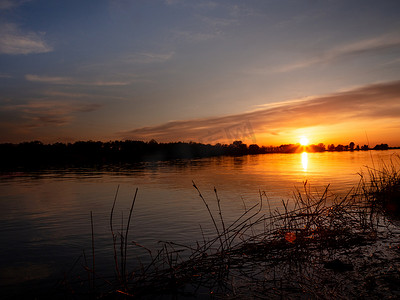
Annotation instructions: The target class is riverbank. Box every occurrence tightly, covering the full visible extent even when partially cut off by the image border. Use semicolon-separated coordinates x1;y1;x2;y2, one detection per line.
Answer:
1;140;398;169
60;159;400;299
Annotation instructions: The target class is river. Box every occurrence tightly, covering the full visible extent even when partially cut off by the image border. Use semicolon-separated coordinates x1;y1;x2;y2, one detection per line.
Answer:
0;149;399;297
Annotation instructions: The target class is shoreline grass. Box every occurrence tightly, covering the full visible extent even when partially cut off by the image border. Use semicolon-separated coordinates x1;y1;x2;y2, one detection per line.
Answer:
61;158;400;299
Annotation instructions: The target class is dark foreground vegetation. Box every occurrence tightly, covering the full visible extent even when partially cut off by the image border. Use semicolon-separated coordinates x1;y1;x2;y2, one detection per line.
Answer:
59;159;400;299
0;140;397;169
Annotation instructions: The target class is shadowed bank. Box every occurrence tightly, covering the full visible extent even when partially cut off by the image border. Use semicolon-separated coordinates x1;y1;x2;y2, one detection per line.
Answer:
0;140;396;170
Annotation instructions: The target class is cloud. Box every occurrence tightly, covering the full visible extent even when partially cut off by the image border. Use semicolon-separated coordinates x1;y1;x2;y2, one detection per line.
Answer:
165;0;218;9
124;51;174;64
0;22;52;55
2;101;101;114
0;73;12;78
76;51;174;77
25;74;73;84
25;74;130;86
164;0;183;5
276;34;400;73
40;90;127;102
200;16;237;27
0;0;29;10
120;80;400;143
0;0;16;9
163;2;241;44
171;29;217;43
1;100;101;128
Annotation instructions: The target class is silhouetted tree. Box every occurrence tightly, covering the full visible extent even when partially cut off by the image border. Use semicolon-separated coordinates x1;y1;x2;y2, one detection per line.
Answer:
373;143;389;150
248;144;260;154
308;143;325;152
335;144;344;151
149;139;158;145
278;144;299;153
0;139;393;169
349;142;355;151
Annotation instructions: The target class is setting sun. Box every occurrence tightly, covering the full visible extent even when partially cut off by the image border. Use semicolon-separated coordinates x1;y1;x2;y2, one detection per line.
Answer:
300;137;309;146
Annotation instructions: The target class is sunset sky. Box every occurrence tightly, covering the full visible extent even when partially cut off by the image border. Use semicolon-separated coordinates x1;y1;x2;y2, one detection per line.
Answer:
1;0;400;146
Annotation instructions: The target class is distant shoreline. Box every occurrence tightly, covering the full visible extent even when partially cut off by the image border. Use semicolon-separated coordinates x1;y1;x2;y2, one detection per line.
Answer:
0;140;399;169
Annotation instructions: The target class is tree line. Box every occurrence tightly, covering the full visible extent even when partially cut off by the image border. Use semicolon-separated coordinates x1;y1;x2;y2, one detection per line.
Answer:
0;140;394;169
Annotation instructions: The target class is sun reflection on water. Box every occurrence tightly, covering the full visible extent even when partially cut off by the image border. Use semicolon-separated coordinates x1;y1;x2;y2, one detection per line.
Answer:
301;152;308;171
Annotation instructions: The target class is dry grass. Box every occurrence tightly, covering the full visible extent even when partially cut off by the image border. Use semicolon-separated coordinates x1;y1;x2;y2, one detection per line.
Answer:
61;158;400;299
361;155;400;219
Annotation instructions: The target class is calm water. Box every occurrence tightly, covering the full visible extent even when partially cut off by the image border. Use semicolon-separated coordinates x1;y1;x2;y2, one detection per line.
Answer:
1;150;399;296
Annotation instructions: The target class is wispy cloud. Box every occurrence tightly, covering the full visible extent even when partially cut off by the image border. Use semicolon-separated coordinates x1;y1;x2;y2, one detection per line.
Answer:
171;29;217;43
38;89;128;102
164;0;218;9
225;3;266;18
120;80;400;143
276;34;400;73
0;22;52;55
164;2;241;44
0;73;13;78
124;51;174;64
199;15;238;33
1;100;101;128
0;0;29;10
164;0;183;5
0;0;17;10
77;51;174;77
25;74;130;86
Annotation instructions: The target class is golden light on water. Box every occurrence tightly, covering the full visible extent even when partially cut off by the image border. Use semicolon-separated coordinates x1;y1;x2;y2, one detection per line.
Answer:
301;152;308;171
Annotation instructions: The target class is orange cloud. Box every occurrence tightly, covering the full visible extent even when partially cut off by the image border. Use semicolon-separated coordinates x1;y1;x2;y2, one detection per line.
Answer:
120;80;400;145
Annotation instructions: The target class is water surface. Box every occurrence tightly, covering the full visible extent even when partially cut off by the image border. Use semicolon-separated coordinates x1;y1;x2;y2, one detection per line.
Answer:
0;150;399;296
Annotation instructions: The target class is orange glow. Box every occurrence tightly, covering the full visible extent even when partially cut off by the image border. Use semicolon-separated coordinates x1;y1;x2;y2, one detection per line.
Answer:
285;232;296;243
300;137;309;146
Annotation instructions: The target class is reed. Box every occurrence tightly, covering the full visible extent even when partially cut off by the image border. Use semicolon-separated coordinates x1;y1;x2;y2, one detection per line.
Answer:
62;159;400;299
361;155;400;218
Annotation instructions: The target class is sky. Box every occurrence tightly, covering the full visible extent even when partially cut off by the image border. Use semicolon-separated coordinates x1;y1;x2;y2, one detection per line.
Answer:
1;0;400;146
